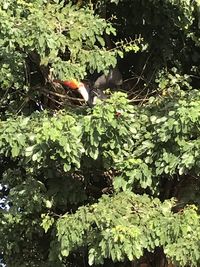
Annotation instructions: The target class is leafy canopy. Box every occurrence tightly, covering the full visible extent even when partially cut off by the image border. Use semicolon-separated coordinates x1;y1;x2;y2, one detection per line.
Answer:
1;0;200;267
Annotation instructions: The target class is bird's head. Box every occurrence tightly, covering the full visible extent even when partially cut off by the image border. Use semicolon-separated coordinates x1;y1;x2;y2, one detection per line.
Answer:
62;79;80;89
54;79;90;103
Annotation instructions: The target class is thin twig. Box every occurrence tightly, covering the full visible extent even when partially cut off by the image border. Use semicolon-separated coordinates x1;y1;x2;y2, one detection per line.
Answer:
41;88;86;102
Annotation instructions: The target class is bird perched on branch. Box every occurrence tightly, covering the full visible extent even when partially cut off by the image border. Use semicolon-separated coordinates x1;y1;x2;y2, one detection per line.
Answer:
54;67;123;107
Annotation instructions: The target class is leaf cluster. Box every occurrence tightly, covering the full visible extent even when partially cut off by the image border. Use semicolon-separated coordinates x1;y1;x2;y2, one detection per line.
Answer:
55;192;200;266
0;91;200;265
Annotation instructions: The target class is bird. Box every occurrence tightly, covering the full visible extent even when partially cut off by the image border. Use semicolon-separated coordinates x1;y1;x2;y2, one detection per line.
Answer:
53;67;123;107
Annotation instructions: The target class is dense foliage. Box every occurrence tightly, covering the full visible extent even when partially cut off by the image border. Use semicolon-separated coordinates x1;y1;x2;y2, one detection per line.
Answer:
1;0;200;267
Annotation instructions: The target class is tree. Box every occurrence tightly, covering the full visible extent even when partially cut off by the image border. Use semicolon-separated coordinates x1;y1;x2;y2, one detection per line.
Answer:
0;0;200;267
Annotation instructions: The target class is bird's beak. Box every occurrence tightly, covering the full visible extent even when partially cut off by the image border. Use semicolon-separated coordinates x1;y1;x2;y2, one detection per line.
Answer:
77;84;89;102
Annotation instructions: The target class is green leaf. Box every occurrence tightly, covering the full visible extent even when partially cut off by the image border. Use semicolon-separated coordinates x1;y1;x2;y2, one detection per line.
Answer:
88;249;95;266
11;144;20;157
